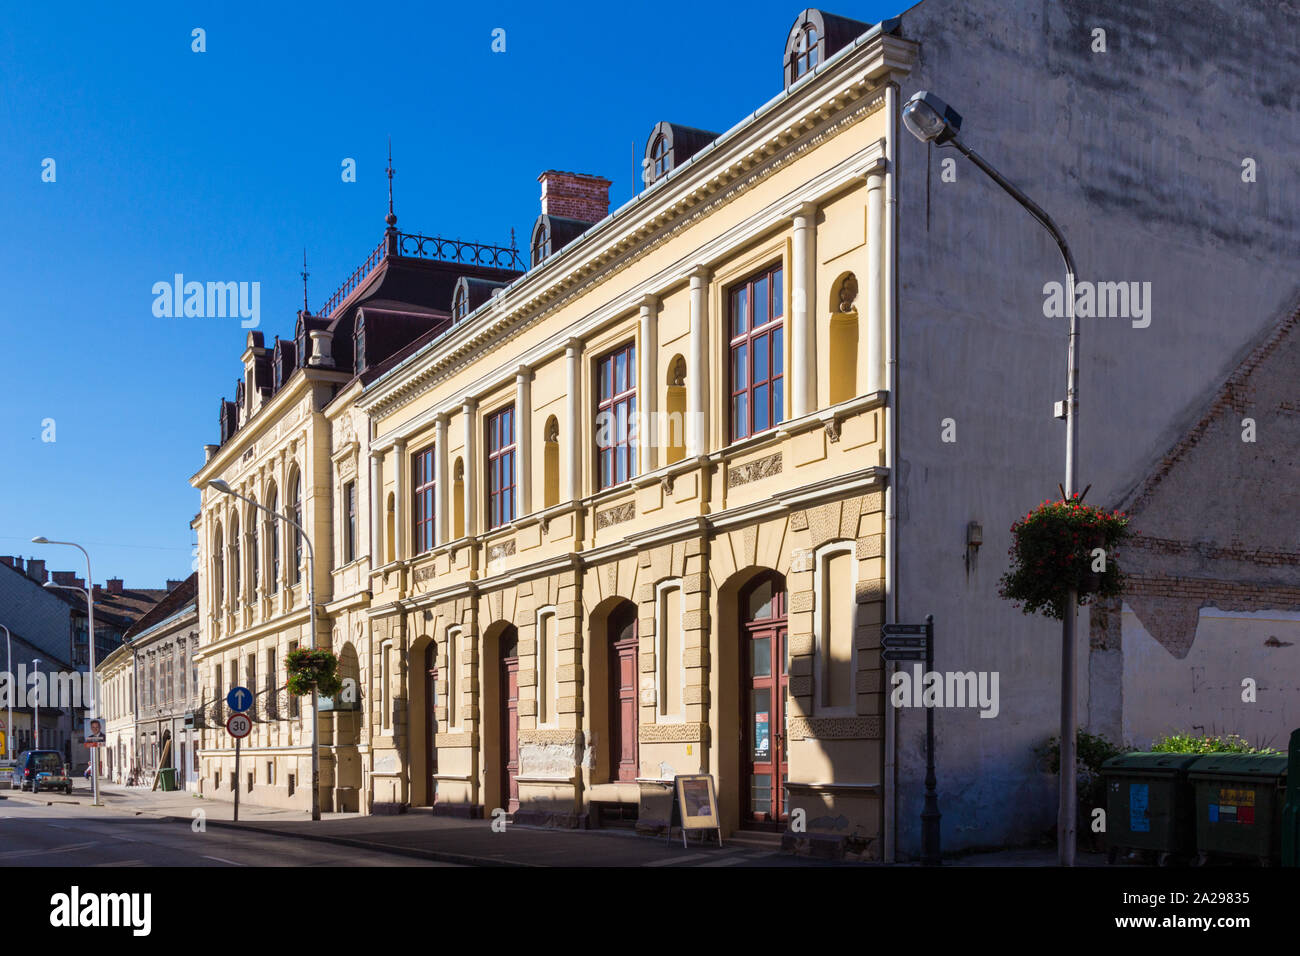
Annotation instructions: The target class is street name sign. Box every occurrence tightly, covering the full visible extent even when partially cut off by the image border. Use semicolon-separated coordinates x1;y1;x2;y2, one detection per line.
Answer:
881;648;927;662
881;624;927;636
881;635;928;649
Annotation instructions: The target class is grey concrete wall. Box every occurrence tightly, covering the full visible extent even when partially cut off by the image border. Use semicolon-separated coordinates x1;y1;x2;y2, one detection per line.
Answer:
891;0;1300;855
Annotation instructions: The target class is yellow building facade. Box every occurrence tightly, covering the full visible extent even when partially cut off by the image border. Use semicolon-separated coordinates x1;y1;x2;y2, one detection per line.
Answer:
357;17;915;857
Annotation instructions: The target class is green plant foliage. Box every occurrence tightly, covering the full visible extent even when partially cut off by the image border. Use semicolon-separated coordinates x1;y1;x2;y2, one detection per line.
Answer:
999;494;1132;620
285;647;342;698
1150;733;1279;755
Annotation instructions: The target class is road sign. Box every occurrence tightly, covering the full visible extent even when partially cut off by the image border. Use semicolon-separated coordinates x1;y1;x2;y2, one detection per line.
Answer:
881;623;927;636
226;712;253;738
881;648;927;662
882;635;928;649
226;686;253;712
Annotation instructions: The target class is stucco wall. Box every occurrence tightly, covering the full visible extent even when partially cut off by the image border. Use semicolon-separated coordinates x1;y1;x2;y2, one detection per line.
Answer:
892;0;1300;855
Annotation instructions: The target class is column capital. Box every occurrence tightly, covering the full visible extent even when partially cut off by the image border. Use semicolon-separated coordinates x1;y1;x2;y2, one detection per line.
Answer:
564;337;584;357
461;396;478;413
792;200;819;224
862;155;888;183
637;293;659;313
515;364;534;384
688;264;711;285
434;410;450;426
393;438;407;452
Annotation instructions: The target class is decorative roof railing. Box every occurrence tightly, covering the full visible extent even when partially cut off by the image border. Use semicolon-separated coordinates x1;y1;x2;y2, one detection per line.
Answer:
315;230;524;319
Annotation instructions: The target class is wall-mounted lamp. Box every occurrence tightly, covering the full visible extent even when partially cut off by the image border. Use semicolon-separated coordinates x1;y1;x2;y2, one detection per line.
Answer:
965;521;983;575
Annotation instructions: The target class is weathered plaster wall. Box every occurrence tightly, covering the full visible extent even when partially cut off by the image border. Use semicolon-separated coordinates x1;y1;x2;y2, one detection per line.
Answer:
893;0;1300;854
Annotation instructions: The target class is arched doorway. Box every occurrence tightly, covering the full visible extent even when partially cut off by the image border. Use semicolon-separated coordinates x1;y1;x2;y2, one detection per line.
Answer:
740;572;788;828
499;627;520;814
424;642;438;807
607;601;639;783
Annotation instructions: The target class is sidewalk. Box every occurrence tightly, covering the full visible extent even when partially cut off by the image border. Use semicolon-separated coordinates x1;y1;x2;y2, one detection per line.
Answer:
2;781;1101;867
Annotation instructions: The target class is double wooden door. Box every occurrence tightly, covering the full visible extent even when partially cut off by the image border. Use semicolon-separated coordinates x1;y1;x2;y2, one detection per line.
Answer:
609;603;639;783
424;643;438;806
500;630;520;814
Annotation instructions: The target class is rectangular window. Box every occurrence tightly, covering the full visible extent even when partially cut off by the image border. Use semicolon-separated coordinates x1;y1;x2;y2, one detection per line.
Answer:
381;643;391;731
179;649;186;699
447;630;458;728
729;263;785;441
413;445;436;554
596;342;637;489
344;480;358;563
214;663;223;721
486;405;516;530
247;653;257;718
266;648;278;719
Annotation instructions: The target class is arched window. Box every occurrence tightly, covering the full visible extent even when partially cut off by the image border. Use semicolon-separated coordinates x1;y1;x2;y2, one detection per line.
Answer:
793;24;820;79
230;513;241;607
452;284;469;322
290;471;303;584
212;524;224;611
651;134;670;180
829;272;860;405
295;318;309;368
354;315;366;375
531;223;551;265
666;355;687;465
267;485;280;593
248;498;259;599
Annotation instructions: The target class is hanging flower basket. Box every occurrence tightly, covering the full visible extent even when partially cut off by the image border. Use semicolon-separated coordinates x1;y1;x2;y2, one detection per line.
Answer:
286;648;343;697
998;494;1132;621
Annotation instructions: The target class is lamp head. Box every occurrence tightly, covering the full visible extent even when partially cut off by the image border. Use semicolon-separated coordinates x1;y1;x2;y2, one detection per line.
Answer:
902;90;962;145
31;536;48;544
208;479;233;495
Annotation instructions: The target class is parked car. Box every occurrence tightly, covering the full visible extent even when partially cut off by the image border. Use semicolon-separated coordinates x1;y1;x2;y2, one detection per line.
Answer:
13;750;72;794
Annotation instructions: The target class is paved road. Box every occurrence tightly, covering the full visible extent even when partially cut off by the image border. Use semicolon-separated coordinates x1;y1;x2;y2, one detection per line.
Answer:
0;796;456;867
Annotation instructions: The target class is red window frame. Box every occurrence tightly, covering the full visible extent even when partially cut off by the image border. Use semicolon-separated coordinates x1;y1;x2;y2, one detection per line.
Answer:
729;263;785;442
486;405;516;530
596;342;637;490
413;444;436;554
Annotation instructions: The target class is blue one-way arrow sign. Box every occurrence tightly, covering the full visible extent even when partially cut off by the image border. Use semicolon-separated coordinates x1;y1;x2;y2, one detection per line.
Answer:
226;686;253;712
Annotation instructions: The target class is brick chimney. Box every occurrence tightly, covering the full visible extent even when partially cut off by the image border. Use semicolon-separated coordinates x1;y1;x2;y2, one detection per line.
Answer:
166;579;184;592
538;171;612;224
26;559;46;584
72;576;85;590
0;556;18;571
107;578;124;595
52;570;77;586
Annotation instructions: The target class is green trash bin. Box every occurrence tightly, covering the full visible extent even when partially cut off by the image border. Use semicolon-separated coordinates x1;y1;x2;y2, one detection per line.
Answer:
1101;752;1201;864
158;767;177;792
1282;729;1300;867
1189;753;1289;866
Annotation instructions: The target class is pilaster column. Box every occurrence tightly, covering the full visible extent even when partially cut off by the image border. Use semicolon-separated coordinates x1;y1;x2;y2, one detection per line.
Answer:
462;399;478;537
515;367;533;517
565;341;582;501
687;267;710;457
791;202;818;418
638;295;658;474
393;440;407;560
434;414;449;547
865;170;885;394
369;451;382;566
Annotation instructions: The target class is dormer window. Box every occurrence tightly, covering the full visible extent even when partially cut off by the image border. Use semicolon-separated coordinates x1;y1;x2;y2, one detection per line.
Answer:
453;283;469;321
651;135;669;180
273;340;283;390
354;315;366;375
792;24;820;79
296;318;309;368
532;223;551;266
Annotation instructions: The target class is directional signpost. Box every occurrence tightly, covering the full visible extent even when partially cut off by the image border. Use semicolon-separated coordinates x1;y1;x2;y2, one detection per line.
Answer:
882;615;941;865
226;687;252;821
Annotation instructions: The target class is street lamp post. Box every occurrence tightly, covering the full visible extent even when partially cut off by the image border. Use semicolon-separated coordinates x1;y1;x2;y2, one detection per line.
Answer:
901;91;1081;866
207;479;321;821
31;659;43;752
1;624;11;759
39;571;104;807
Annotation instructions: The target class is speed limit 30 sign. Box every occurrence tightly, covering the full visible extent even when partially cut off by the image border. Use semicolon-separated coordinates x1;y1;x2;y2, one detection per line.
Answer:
226;712;253;738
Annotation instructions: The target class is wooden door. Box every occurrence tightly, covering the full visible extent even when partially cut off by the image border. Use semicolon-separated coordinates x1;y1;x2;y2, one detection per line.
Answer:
609;603;639;783
424;643;438;806
501;640;520;814
743;575;788;826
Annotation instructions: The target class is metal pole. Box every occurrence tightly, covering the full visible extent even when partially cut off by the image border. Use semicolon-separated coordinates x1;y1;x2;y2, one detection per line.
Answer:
32;659;41;749
920;614;941;865
2;625;10;759
233;734;240;822
944;137;1080;866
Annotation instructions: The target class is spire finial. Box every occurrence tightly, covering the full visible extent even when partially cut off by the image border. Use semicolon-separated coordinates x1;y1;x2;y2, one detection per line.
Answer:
385;137;397;228
300;249;310;313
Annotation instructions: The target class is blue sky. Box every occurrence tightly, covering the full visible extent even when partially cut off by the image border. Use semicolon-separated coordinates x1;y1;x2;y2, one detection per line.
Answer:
0;0;895;586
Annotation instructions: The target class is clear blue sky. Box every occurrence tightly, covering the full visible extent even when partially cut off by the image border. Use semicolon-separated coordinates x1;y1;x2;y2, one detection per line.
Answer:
0;0;895;587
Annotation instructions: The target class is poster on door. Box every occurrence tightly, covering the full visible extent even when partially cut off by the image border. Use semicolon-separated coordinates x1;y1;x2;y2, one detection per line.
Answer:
754;710;770;758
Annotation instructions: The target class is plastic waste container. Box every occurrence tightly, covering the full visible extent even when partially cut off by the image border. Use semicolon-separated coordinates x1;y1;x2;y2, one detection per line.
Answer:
1283;729;1300;867
158;767;178;792
1101;752;1201;864
1189;752;1288;865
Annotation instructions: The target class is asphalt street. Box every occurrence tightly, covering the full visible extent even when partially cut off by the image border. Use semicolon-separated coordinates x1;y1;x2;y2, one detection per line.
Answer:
0;793;455;867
